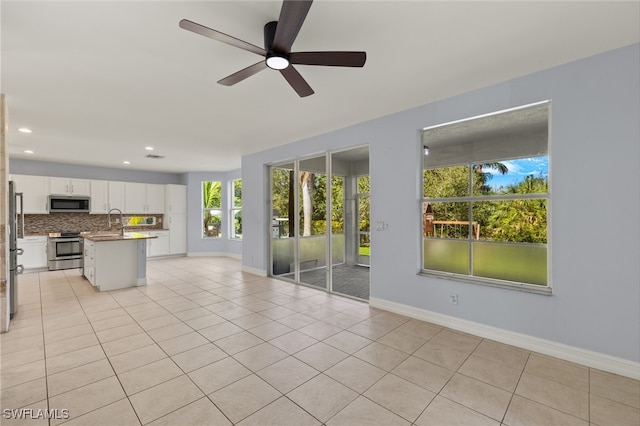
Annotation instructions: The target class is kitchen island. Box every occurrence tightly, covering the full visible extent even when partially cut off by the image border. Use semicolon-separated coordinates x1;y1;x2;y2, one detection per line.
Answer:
82;232;156;291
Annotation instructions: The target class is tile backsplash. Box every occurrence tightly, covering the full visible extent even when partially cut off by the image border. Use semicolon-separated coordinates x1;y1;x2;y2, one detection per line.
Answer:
24;213;165;235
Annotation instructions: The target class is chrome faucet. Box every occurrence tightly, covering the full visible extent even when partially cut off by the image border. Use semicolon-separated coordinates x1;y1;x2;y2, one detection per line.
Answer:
107;208;125;236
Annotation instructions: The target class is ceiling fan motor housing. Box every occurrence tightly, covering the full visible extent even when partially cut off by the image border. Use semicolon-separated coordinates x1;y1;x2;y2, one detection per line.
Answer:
264;21;290;69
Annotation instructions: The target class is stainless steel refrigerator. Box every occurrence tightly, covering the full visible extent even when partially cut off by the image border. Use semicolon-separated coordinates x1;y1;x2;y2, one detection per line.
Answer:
8;180;24;319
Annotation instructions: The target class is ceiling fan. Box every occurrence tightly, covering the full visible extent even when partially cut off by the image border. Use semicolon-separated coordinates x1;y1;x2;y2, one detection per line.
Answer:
179;0;366;97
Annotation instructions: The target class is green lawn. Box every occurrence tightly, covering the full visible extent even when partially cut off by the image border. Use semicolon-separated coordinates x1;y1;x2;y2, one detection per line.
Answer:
359;246;370;256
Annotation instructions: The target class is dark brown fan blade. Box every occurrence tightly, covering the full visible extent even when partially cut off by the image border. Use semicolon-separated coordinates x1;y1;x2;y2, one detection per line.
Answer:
289;51;366;67
218;61;268;86
179;19;266;57
272;0;313;53
279;65;314;97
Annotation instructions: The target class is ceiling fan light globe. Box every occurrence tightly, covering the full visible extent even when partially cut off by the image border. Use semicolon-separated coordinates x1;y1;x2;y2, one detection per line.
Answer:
266;55;289;70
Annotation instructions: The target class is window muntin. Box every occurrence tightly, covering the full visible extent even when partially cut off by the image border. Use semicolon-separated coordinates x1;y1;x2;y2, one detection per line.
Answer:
231;179;242;239
203;181;222;238
421;101;549;290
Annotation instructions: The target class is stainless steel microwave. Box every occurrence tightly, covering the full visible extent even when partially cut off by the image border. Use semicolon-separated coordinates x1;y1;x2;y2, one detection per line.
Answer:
48;195;90;213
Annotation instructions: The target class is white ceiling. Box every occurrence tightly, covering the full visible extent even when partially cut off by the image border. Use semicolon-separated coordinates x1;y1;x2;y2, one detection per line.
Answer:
2;1;639;173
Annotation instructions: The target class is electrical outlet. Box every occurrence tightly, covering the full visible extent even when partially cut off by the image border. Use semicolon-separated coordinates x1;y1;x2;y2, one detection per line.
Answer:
449;294;458;305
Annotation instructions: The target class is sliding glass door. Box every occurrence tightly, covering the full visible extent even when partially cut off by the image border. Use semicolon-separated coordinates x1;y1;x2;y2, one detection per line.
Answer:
271;164;296;280
298;156;327;290
270;147;370;300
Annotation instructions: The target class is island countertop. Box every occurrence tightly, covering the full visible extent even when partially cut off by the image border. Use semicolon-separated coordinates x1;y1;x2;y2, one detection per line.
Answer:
82;232;158;242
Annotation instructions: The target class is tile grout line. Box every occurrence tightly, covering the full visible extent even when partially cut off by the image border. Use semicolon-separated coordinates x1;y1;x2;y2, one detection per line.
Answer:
16;259;635;425
62;271;142;425
115;273;239;425
500;349;532;425
36;273;52;426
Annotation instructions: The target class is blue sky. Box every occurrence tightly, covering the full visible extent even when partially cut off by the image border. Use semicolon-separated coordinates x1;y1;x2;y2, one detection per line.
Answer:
484;156;548;190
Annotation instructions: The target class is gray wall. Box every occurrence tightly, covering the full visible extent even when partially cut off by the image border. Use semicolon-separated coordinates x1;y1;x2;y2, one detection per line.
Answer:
10;159;186;185
242;44;640;363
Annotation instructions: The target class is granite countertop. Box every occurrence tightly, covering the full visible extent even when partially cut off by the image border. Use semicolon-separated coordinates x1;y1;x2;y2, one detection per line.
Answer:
82;232;158;242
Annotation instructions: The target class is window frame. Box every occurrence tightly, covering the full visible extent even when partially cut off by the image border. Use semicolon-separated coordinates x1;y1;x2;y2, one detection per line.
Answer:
202;180;222;239
419;102;551;295
230;178;242;240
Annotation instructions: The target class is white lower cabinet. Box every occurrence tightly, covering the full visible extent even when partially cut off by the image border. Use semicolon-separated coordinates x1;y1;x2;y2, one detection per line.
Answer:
17;236;48;270
146;231;170;257
83;239;96;286
167;214;187;255
82;238;145;290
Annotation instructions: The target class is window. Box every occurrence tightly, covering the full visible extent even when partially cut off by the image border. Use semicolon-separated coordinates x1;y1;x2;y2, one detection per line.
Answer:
231;179;242;239
203;181;222;238
421;101;550;292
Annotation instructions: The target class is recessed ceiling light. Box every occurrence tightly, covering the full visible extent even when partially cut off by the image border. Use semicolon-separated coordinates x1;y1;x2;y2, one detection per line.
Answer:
18;128;32;133
24;150;34;154
123;161;130;165
145;146;154;151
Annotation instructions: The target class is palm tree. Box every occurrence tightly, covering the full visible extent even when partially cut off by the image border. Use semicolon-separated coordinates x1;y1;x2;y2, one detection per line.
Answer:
203;181;222;236
473;162;509;195
473;162;509;175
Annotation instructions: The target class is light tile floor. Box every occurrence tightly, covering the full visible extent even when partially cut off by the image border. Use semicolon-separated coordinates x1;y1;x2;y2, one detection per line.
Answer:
1;257;638;425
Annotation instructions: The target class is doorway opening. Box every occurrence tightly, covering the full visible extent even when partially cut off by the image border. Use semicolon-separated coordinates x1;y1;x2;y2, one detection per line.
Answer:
269;146;370;300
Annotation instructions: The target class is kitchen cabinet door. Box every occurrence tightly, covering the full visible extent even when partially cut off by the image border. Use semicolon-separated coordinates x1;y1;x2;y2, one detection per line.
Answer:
90;180;108;213
11;175;48;214
146;184;165;214
124;183;163;213
49;177;90;196
147;231;170;257
167;214;187;254
165;185;187;214
17;236;48;270
69;179;90;195
108;181;125;211
124;182;146;213
83;239;96;286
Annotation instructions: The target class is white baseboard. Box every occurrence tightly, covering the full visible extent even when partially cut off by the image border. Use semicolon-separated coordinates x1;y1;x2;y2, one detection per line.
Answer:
370;297;640;380
241;265;268;277
186;252;241;259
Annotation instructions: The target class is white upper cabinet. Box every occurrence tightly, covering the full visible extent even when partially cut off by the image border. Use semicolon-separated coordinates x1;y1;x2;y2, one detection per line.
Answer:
108;181;125;211
124;183;146;213
90;180;126;213
146;184;165;214
49;177;90;196
124;183;165;214
90;180;108;213
11;174;48;214
165;184;187;214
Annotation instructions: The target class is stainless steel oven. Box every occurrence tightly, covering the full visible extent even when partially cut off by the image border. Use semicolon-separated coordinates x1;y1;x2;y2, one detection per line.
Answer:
47;232;84;270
